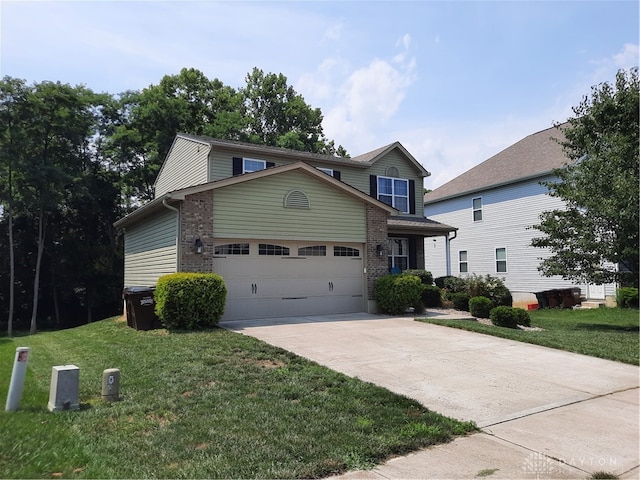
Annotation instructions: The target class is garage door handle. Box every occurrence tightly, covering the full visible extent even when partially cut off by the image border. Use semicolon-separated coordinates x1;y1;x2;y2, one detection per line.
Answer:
251;283;257;294
329;282;334;292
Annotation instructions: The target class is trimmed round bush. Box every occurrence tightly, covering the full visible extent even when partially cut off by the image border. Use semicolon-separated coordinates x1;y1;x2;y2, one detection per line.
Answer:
514;308;531;327
489;306;530;329
616;287;639;308
469;296;494;318
450;292;470;312
404;269;434;286
422;285;443;308
155;273;227;329
374;274;424;315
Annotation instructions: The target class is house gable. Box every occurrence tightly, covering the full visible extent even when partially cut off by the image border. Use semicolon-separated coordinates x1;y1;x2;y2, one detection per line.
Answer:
155;135;211;198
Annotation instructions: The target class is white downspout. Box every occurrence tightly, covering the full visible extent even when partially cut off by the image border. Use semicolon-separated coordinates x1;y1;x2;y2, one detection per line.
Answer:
445;230;457;276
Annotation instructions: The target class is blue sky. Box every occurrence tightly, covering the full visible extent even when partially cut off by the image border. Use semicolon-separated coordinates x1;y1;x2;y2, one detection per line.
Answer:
1;1;638;189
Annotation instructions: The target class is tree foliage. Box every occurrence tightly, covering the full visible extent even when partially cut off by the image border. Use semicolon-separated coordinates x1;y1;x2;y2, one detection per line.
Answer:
531;68;639;287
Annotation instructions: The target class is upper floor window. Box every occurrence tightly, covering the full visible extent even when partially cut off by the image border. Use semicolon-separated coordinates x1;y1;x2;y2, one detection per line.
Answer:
317;167;341;180
495;247;507;273
459;251;468;273
243;158;266;173
378;176;409;213
472;197;483;222
232;157;275;175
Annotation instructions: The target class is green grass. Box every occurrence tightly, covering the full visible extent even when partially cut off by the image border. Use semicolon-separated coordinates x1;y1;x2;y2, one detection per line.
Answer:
0;318;476;479
417;308;639;365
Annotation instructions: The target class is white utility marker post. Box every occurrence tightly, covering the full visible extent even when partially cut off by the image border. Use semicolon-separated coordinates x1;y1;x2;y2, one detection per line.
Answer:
5;347;30;412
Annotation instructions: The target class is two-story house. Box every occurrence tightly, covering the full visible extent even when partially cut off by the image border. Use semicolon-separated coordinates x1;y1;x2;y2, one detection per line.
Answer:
114;134;456;320
423;125;618;308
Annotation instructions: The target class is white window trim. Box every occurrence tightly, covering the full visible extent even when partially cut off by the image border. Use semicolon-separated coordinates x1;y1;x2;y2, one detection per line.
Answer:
243;158;266;173
495;247;508;273
472;197;483;222
378;176;410;214
459;250;468;273
317;167;334;176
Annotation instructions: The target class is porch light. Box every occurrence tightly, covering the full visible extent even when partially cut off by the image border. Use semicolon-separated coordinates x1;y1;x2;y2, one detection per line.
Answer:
376;244;385;257
194;238;203;254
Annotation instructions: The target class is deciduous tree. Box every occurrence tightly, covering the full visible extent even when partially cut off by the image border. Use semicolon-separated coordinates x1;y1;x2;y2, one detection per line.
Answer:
531;68;639;287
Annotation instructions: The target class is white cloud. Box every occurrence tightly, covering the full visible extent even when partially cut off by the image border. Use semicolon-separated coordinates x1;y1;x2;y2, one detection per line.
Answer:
613;43;639;69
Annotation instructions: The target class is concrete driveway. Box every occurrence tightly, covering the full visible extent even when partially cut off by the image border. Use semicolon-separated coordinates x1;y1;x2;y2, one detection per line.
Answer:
222;313;640;479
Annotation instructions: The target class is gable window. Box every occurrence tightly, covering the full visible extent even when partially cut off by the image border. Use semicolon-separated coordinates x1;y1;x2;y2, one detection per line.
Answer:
472;197;483;222
459;251;468;273
495;247;507;273
378;176;409;213
298;245;326;256
388;238;408;273
214;243;250;255
259;243;290;256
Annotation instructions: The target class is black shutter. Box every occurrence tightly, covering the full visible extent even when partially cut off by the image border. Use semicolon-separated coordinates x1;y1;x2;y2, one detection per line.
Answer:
409;179;416;214
370;175;378;198
266;161;275;168
333;170;341;181
408;237;418;269
232;157;243;176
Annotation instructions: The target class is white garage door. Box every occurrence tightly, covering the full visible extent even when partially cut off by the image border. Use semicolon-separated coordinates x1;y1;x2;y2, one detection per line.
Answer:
213;241;365;321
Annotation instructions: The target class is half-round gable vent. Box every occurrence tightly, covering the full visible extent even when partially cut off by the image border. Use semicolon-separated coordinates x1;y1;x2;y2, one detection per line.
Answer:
284;190;310;209
385;166;400;178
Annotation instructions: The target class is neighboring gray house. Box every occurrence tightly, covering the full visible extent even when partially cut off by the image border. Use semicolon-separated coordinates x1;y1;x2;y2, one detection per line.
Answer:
115;134;455;320
423;125;617;308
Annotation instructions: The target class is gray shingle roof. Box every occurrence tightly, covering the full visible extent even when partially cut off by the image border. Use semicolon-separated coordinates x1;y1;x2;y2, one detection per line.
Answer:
424;124;570;204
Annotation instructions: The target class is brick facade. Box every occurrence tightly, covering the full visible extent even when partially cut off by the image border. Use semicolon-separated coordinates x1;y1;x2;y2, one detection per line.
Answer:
365;205;390;301
180;191;214;273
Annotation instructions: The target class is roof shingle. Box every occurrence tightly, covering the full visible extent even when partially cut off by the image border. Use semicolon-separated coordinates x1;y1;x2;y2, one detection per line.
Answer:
424;124;570;204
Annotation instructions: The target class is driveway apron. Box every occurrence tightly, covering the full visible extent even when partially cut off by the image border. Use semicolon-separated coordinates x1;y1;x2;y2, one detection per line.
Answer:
222;313;640;479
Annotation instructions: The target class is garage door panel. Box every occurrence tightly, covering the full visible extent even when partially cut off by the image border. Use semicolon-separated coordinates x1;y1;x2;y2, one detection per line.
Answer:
214;241;365;321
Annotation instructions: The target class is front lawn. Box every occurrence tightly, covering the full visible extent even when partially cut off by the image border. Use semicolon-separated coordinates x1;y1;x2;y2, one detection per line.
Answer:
0;318;475;479
417;308;639;365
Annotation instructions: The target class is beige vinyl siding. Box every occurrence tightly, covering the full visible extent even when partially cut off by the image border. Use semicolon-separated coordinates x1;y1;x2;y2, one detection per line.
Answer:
213;171;366;242
155;138;209;198
124;209;178;286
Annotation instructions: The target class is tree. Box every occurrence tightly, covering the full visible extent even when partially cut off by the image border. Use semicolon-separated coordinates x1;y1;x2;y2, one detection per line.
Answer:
103;68;246;204
531;68;639;288
0;77;30;336
242;68;347;156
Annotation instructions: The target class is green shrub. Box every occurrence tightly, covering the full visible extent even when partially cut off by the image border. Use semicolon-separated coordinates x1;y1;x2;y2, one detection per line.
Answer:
466;274;512;307
375;274;424;315
422;285;443;308
469;296;493;318
404;269;434;285
489;306;529;329
616;287;639;309
450;292;470;312
514;308;531;327
155;273;227;329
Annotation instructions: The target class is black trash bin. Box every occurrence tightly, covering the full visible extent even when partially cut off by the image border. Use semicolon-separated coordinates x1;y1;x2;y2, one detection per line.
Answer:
535;291;549;309
123;286;160;331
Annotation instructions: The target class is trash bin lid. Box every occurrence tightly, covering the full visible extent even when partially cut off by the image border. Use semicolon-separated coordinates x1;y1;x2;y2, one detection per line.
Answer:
124;286;155;294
